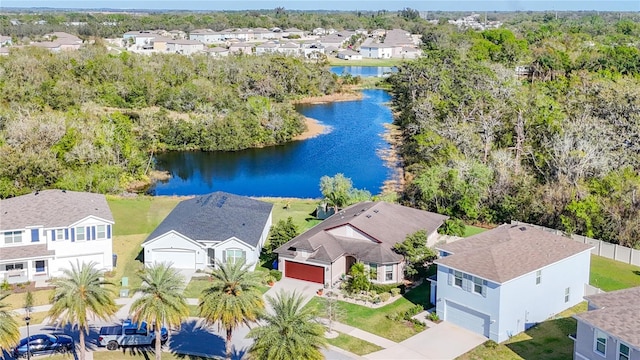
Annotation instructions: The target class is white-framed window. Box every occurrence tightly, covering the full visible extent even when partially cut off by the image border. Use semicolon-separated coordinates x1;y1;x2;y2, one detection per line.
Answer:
454;270;463;287
367;263;378;281
5;263;24;271
619;342;630;360
226;249;245;264
3;231;22;244
536;270;542;285
76;227;85;241
595;329;607;355
96;225;106;239
564;287;570;303
473;277;483;294
385;265;393;281
55;229;65;240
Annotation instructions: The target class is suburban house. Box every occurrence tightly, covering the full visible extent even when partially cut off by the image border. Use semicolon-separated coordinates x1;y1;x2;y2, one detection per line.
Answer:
274;201;448;286
166;39;205;55
360;39;394;59
572;286;640;360
337;49;362;60
0;190;114;284
141;192;273;271
432;224;593;343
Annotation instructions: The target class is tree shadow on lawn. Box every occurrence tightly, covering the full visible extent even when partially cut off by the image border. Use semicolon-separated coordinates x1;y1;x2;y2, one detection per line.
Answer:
504;316;577;360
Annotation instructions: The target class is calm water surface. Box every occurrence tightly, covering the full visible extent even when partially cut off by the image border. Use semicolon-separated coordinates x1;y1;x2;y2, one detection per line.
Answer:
150;89;393;198
330;66;397;77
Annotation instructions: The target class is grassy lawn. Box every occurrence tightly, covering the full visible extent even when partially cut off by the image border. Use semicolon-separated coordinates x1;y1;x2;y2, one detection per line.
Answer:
106;196;182;236
457;302;587;360
183;277;212;298
305;282;430;342
111;234;147;292
463;225;488;237
327;332;383;355
589;254;640;291
5;289;54;310
12;311;49;326
328;57;406;67
259;197;321;232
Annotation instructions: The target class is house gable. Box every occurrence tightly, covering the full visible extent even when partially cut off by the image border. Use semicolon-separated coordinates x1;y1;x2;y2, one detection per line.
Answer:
326;224;377;242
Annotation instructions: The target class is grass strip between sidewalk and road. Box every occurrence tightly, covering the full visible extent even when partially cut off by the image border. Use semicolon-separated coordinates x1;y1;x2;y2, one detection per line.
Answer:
327;332;384;355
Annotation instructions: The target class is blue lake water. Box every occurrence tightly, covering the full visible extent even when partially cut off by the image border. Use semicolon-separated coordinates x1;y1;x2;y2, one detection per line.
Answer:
150;88;393;198
330;66;397;77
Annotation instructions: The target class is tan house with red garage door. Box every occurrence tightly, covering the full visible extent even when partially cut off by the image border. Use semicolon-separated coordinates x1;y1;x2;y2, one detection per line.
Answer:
274;201;448;286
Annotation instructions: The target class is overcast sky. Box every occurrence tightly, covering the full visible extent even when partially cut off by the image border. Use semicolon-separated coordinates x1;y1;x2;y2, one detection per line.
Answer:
1;0;639;11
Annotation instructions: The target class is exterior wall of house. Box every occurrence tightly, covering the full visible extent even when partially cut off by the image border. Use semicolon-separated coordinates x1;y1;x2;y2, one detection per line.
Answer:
573;320;640;360
497;251;591;343
258;212;272;250
435;264;501;340
143;232;207;270
329;256;347;284
426;229;440;247
212;237;260;270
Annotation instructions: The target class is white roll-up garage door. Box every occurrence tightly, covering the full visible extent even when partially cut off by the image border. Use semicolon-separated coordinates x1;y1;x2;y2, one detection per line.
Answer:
445;300;490;337
152;249;196;269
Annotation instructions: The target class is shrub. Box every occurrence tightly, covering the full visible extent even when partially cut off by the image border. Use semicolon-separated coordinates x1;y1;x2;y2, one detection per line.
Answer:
427;312;440;322
370;282;402;293
1;280;10;291
369;290;377;297
269;269;282;281
406;304;424;317
390;288;401;296
484;340;499;349
379;292;391;302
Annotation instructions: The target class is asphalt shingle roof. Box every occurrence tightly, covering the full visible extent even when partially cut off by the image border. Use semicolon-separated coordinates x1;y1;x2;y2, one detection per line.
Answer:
0;190;113;230
145;192;273;247
275;201;448;264
575;287;640;347
435;224;593;283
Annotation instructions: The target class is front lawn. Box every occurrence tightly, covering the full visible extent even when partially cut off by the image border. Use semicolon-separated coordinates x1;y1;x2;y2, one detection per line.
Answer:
4;289;54;311
259;197;321;232
183;277;212;299
107;196;182;236
457;302;587;360
305;282;430;342
589;254;640;291
326;332;383;355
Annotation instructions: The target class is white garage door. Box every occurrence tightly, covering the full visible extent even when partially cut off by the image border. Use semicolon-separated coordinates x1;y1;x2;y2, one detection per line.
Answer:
152;249;196;269
57;253;105;270
445;301;490;337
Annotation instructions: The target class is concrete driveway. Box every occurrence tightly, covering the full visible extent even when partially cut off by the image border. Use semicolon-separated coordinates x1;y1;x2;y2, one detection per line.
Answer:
364;321;487;360
264;277;322;308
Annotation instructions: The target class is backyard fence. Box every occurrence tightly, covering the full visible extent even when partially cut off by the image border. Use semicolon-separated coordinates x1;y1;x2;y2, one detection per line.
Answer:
510;221;640;267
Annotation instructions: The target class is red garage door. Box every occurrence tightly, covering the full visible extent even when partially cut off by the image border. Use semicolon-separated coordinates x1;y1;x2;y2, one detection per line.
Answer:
285;261;324;284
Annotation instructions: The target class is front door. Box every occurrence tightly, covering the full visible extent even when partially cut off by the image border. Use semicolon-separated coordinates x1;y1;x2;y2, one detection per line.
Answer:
345;256;357;273
208;248;215;266
35;260;46;273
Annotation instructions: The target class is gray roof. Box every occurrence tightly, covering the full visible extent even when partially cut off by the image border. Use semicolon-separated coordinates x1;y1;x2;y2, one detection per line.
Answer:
435;224;593;283
0;190;113;230
0;244;54;261
145;192;273;247
575;287;640;347
275;201;448;264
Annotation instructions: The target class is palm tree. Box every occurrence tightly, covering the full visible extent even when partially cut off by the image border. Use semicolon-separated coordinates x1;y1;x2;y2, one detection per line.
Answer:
130;263;189;360
199;259;264;359
48;261;117;360
0;291;19;352
247;290;327;360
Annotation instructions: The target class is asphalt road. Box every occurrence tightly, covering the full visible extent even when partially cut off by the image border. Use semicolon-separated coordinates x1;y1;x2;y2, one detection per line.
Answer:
11;319;357;360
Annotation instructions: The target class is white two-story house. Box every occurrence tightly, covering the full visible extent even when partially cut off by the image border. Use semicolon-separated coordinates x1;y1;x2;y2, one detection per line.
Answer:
0;190;114;284
432;224;593;342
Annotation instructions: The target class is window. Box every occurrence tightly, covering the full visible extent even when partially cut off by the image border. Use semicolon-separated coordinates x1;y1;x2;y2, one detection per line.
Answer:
473;277;483;294
76;227;85;241
385;265;393;281
226;249;245;264
4;231;22;244
595;329;606;355
35;260;45;273
55;229;65;240
536;270;542;285
368;263;378;281
564;287;570;303
5;263;24;271
619;343;630;360
454;270;463;287
96;225;106;239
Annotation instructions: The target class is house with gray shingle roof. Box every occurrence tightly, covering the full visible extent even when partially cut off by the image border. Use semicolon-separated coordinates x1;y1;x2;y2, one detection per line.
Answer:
432;224;593;343
0;190;114;284
572;286;640;360
274;201;447;286
141;192;273;271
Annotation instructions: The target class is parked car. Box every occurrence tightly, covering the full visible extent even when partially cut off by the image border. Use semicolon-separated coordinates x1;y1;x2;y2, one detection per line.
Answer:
98;319;168;351
13;334;74;358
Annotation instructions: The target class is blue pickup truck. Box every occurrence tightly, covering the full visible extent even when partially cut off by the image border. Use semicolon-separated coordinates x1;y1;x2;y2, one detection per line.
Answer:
98;320;168;350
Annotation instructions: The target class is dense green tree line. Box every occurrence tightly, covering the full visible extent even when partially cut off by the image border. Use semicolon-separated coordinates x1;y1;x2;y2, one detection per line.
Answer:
392;16;640;248
0;45;338;197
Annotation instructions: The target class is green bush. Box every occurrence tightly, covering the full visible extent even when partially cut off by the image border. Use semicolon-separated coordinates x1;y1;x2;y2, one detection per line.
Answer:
269;269;282;281
484;340;499;349
370;282;401;293
427;312;440;322
379;292;391;302
390;288;401;296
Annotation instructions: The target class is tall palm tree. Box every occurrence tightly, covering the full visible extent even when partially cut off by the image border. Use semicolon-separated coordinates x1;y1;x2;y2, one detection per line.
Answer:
48;261;117;360
0;291;19;352
130;263;189;360
247;290;327;360
199;259;264;360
